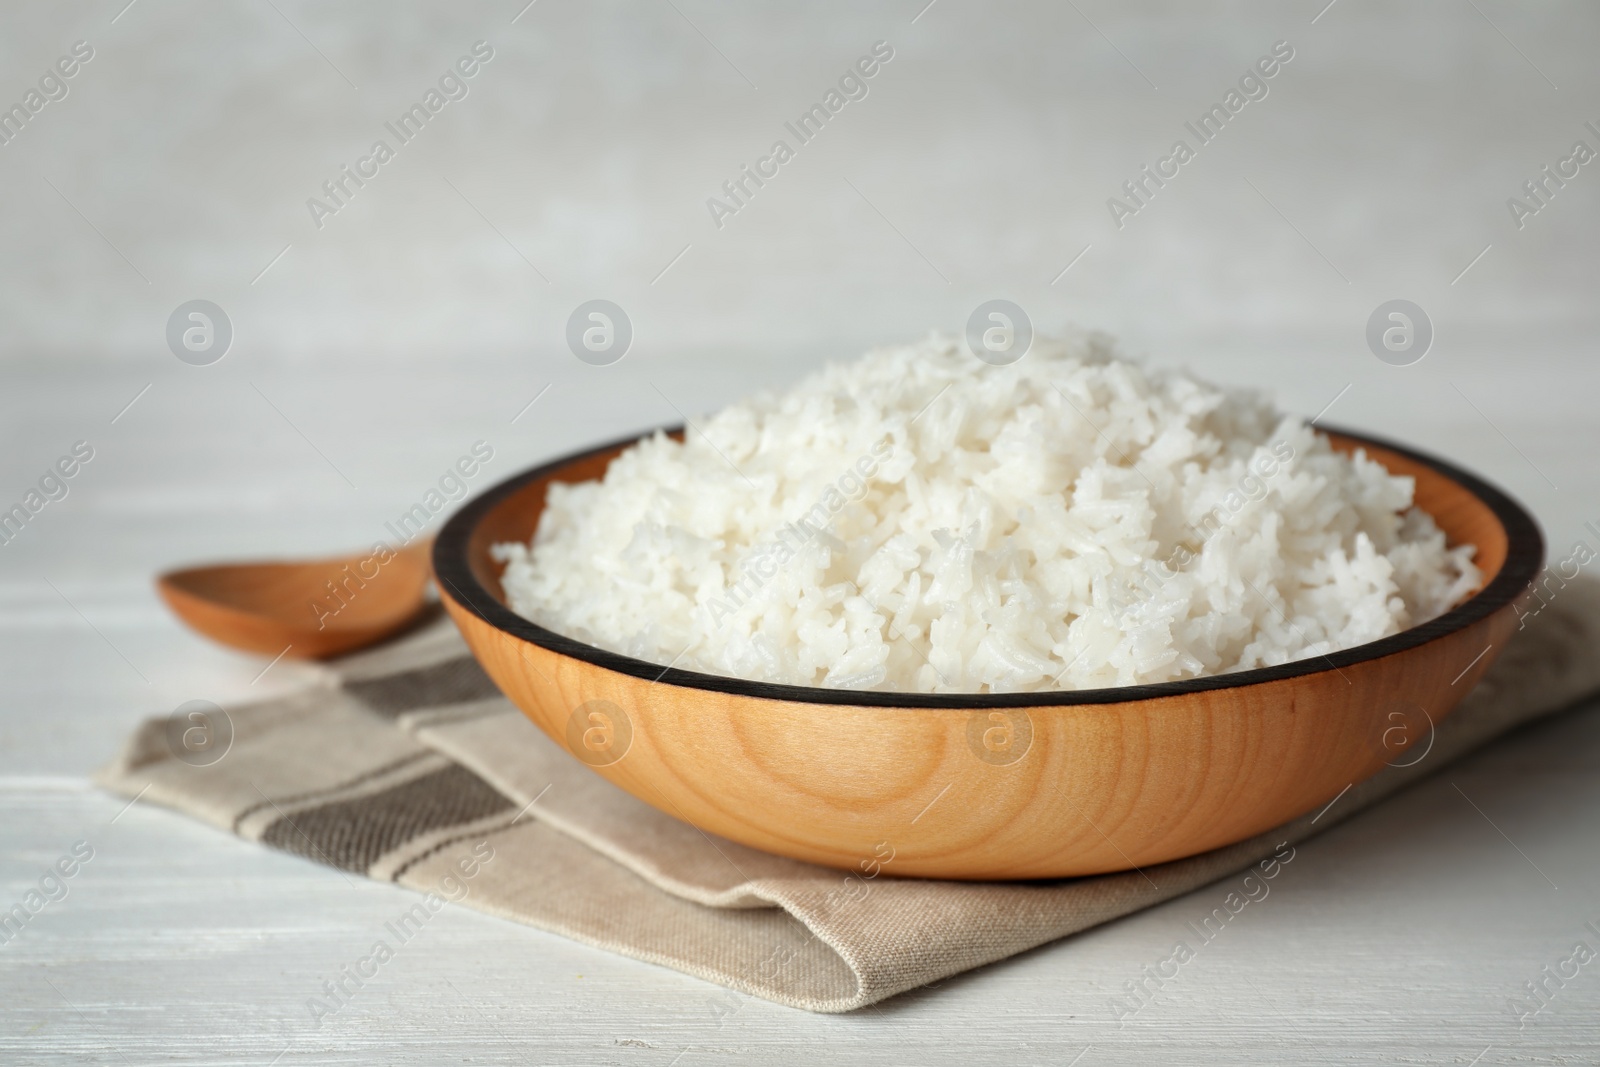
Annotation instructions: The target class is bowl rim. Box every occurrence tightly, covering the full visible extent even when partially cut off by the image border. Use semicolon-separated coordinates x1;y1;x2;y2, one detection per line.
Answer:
434;422;1544;709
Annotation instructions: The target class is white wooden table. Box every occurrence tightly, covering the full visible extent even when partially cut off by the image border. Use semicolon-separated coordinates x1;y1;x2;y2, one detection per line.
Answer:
4;1;1600;1061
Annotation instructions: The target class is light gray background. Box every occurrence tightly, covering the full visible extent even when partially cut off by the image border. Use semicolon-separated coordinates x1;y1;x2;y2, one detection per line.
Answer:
2;1;1598;1063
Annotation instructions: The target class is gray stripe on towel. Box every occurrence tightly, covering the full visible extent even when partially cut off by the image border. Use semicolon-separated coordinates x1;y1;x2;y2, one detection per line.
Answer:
260;763;515;873
343;656;503;717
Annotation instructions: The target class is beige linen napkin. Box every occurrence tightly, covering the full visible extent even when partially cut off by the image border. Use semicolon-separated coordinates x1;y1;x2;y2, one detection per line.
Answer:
96;577;1600;1013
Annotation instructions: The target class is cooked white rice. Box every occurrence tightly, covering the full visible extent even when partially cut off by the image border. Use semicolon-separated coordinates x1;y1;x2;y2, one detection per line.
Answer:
493;332;1480;693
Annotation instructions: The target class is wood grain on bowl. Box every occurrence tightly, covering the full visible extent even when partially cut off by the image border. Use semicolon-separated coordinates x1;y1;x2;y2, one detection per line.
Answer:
434;427;1542;881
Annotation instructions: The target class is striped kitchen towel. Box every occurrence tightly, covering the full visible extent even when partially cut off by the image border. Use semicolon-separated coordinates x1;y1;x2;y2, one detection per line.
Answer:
96;578;1600;1012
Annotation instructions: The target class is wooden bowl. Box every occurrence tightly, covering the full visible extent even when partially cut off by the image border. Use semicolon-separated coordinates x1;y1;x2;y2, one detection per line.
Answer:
433;425;1542;880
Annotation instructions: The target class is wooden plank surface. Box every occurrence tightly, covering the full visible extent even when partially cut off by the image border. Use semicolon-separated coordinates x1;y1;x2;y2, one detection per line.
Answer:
3;706;1599;1064
2;363;1598;1064
4;0;1600;1059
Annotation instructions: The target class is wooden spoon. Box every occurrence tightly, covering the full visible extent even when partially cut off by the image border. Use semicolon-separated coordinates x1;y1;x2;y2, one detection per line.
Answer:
157;538;434;660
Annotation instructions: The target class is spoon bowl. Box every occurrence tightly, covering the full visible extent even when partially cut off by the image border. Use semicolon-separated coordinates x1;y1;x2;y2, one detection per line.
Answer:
158;539;432;659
